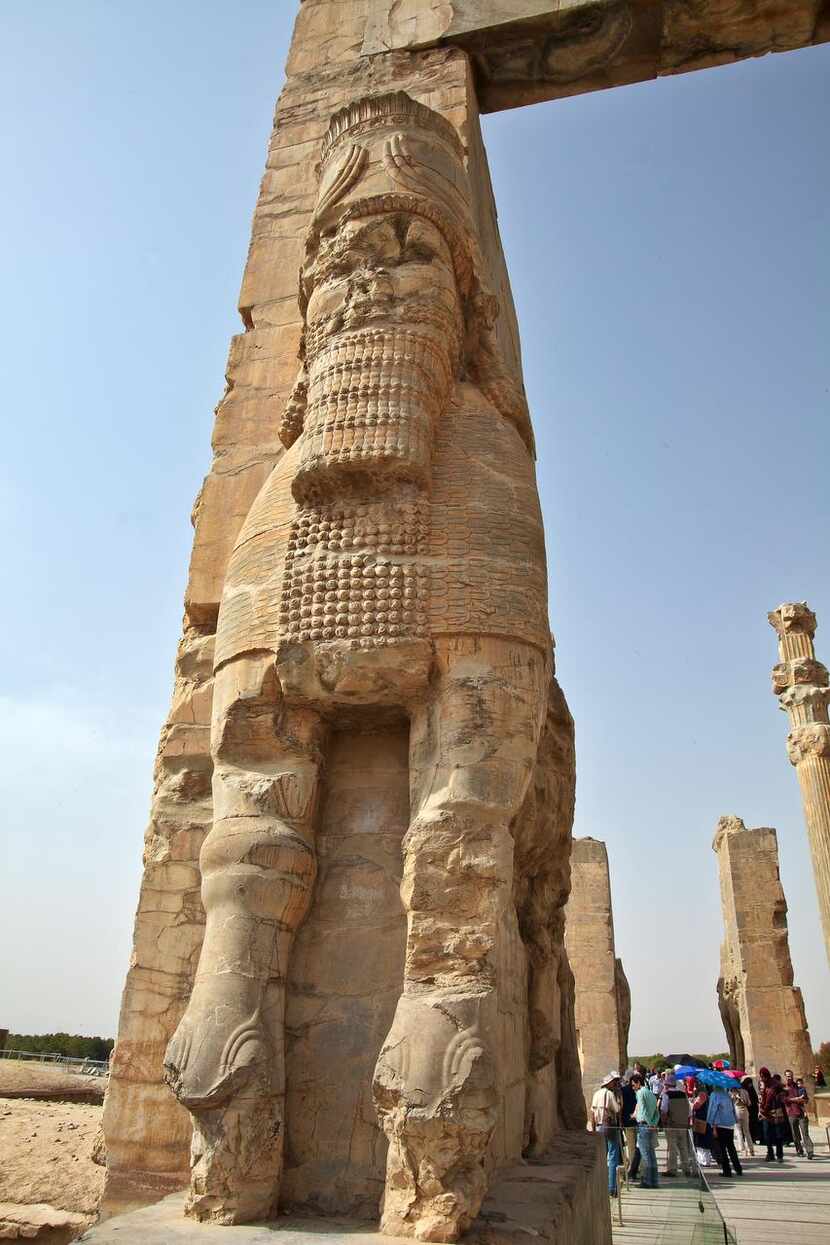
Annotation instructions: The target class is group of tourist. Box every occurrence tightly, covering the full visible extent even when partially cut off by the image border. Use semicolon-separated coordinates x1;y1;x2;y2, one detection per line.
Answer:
589;1063;820;1197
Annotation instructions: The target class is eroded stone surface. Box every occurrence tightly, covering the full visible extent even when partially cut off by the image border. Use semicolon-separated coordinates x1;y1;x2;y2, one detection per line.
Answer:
104;0;830;1235
0;1202;88;1243
357;0;827;111
769;602;830;967
106;1;828;1236
713;815;814;1081
84;1133;611;1245
154;87;564;1238
564;838;630;1106
107;61;591;1239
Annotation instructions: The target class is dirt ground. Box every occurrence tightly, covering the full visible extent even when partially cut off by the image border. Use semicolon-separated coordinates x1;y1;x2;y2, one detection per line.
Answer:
0;1060;105;1102
0;1062;106;1239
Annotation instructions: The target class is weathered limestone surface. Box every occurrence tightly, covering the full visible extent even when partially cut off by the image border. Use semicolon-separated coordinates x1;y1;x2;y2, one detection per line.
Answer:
564;838;630;1105
85;1133;611;1245
102;627;214;1213
106;0;828;1237
357;0;829;111
0;1201;89;1244
713;815;814;1081
105;7;595;1239
769;602;830;967
104;34;528;1225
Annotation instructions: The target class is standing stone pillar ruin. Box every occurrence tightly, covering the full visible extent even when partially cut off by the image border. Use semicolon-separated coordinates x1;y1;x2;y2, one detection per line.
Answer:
769;602;830;965
713;815;814;1081
99;3;830;1240
564;838;630;1107
101;11;605;1243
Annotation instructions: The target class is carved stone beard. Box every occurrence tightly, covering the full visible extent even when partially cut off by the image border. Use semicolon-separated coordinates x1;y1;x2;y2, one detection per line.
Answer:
277;257;462;655
292;311;459;509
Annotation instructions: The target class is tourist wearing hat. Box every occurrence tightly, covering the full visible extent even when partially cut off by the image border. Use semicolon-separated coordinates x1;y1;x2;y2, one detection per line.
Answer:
590;1073;623;1198
660;1072;695;1177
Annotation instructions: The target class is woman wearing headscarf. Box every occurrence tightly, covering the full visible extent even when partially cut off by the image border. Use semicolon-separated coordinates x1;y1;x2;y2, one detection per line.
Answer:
691;1082;717;1168
759;1071;787;1162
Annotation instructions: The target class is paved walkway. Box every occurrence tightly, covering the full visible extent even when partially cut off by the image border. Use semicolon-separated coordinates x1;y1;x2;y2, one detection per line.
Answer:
705;1149;830;1244
612;1136;830;1245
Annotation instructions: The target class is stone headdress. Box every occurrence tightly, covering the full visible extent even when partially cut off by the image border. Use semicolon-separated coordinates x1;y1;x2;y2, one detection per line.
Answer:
306;92;478;298
281;91;534;455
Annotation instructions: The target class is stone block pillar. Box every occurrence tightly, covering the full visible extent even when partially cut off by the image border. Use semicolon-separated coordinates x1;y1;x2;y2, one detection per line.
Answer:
713;815;814;1081
564;838;630;1105
769;602;830;966
101;7;600;1237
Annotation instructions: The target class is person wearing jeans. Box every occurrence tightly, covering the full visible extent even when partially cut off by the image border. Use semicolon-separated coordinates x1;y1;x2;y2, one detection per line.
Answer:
620;1075;640;1179
706;1086;743;1177
660;1072;695;1176
785;1071;815;1158
631;1073;659;1189
732;1085;755;1157
591;1072;623;1197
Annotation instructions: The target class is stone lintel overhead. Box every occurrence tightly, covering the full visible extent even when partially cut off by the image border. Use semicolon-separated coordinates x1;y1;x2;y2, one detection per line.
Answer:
361;0;829;113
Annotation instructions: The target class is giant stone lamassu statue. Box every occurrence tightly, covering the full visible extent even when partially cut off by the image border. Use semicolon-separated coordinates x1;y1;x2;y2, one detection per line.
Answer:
164;92;581;1241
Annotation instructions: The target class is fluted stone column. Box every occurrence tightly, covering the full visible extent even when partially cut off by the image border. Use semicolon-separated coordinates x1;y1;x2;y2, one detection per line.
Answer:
769;602;830;965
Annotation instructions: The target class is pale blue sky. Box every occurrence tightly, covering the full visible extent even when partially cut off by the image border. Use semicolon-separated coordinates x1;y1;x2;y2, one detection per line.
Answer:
1;3;827;1056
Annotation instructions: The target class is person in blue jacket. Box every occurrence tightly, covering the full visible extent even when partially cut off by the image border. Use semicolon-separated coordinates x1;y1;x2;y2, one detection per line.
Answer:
706;1086;743;1177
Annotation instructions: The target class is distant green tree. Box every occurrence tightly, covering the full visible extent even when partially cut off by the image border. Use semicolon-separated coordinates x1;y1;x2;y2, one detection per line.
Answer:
7;1033;114;1061
630;1053;666;1070
814;1041;830;1082
630;1051;731;1071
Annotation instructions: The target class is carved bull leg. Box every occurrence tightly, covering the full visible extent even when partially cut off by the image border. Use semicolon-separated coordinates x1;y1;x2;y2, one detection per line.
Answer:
164;653;325;1223
374;636;547;1242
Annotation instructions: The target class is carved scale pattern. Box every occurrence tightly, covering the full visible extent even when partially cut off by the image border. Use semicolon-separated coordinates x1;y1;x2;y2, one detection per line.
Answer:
278;548;429;647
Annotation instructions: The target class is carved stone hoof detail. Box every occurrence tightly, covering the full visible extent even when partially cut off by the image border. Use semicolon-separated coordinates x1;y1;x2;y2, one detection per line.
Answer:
164;1008;267;1110
374;994;497;1241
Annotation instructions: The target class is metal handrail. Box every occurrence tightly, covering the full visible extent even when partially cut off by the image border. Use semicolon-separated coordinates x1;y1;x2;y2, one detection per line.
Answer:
0;1048;109;1075
686;1128;738;1244
617;1125;737;1242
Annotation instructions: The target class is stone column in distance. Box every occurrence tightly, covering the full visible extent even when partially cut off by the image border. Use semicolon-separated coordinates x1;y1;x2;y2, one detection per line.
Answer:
712;815;813;1081
769;602;830;965
564;837;630;1107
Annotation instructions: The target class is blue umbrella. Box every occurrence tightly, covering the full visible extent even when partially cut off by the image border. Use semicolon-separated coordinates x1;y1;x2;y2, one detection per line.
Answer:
673;1064;704;1080
695;1068;737;1090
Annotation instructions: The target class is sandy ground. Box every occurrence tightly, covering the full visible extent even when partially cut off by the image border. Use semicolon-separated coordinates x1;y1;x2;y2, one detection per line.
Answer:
0;1060;105;1102
0;1062;106;1239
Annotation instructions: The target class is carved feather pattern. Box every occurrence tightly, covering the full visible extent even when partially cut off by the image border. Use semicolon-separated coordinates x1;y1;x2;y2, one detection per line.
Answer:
382;132;465;223
315;142;367;219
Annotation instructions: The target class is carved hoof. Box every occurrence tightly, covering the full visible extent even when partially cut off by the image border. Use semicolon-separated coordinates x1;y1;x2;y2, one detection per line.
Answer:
164;1008;268;1109
374;994;495;1116
374;995;496;1242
